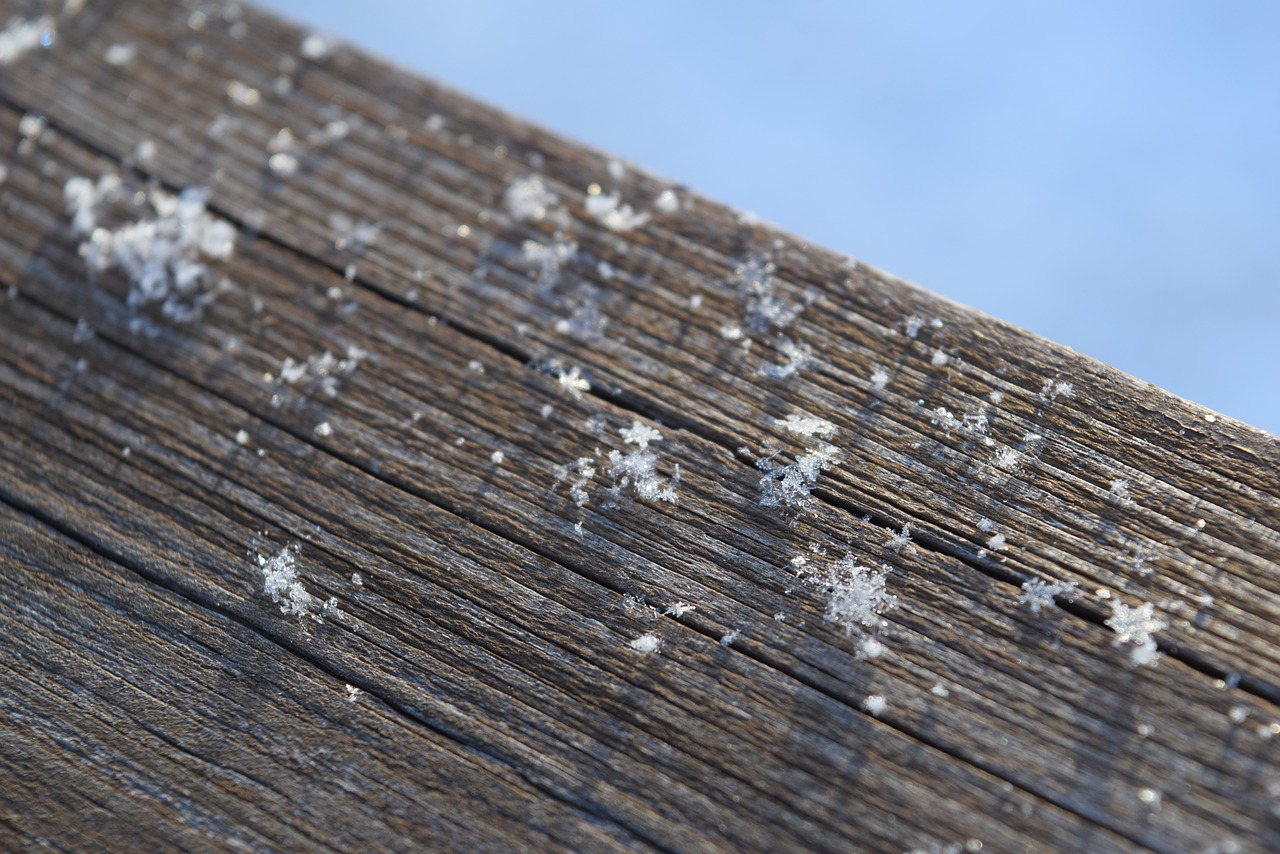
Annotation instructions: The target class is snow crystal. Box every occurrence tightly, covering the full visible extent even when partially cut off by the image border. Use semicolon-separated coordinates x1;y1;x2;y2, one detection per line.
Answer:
0;16;55;65
930;348;950;367
1039;379;1075;403
653;188;680;214
628;632;661;654
490;450;505;465
720;629;741;646
300;32;334;60
931;682;950;698
555;289;608;342
991;446;1022;473
584;186;650;232
664;602;696;617
556;365;591;398
268;152;298;177
1109;478;1133;505
759;337;812;380
869;367;889;391
733;255;809;334
903;315;925;338
799;556;897;638
864;694;887;716
104;42;136;65
553;457;596;506
520;238;576;288
18;112;45;140
607;421;680;504
64;174;235;322
273;347;363;398
226;80;261;106
985;533;1007;551
329;213;380;252
776;413;837;439
345;684;363;702
1105;601;1166;666
858;637;885;659
350;573;363;586
1018;578;1077;615
504;174;557;222
884;525;912;553
235;429;250;445
256;543;341;622
758;443;843;512
313;421;333;437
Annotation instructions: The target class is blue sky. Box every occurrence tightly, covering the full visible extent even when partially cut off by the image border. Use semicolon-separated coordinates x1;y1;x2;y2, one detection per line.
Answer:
262;1;1280;435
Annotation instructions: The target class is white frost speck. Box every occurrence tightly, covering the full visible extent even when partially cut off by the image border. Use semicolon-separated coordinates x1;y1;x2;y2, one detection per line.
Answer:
720;629;741;646
584;187;651;232
300;32;334;60
1105;601;1167;667
350;573;363;587
931;682;950;698
858;637;885;660
664;602;696;617
553;457;596;507
870;367;889;391
629;632;662;655
986;533;1007;552
267;152;298;178
799;556;896;639
931;348;950;367
884;525;912;553
0;16;55;65
904;315;925;338
104;42;137;65
18;112;45;140
235;429;250;445
653;188;679;214
1039;378;1075;403
226;80;261;106
758;443;842;512
490;450;505;465
556;365;591;398
1109;478;1133;505
759;337;812;380
345;684;362;702
1019;578;1077;615
314;421;333;437
504;174;558;221
864;694;887;716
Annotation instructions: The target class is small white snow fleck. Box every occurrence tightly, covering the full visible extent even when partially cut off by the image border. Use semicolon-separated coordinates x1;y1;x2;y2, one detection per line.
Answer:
345;684;362;702
468;359;485;374
490;450;505;465
986;533;1007;551
1229;705;1249;724
977;518;994;532
628;632;661;655
350;573;363;587
18;112;45;140
864;694;887;716
556;365;590;398
720;629;740;647
758;443;842;512
235;429;250;446
553;457;596;507
931;348;949;367
1038;378;1075;403
584;189;651;232
314;421;333;437
904;315;925;338
688;293;703;310
267;152;298;177
1105;601;1167;667
654;188;679;214
539;403;554;418
504;174;557;222
607;421;680;504
869;367;889;391
991;446;1022;473
931;682;950;698
226;80;260;106
0;16;55;65
884;524;912;553
256;543;331;621
988;390;1004;405
799;556;896;638
104;42;136;66
858;637;885;659
1109;478;1133;505
759;337;811;380
1019;578;1077;614
300;32;334;60
424;113;446;133
664;602;696;617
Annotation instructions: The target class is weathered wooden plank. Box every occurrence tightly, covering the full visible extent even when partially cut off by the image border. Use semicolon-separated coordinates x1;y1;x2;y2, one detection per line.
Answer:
2;1;1279;851
5;0;1277;702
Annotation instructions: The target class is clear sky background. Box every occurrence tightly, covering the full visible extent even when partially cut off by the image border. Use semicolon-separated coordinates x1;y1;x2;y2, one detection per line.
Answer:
261;1;1280;436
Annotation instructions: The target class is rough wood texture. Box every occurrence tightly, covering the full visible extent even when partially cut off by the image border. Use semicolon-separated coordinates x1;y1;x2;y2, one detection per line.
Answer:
2;1;1279;851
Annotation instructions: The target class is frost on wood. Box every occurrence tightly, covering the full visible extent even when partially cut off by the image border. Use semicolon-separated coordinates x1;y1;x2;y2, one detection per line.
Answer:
1019;578;1078;615
504;175;558;222
757;443;843;513
606;421;680;505
0;15;55;65
269;346;365;400
64;174;236;322
797;556;897;641
1039;378;1075;404
256;543;343;622
584;185;650;232
1106;601;1167;667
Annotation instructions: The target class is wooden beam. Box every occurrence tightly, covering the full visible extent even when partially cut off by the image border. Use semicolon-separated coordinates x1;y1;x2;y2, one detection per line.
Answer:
1;2;1277;850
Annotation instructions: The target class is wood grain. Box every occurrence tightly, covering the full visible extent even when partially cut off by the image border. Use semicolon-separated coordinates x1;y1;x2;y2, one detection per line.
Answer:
1;1;1278;851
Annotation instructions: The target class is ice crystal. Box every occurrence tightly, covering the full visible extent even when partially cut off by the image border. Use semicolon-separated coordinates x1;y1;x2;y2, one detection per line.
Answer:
1105;601;1166;666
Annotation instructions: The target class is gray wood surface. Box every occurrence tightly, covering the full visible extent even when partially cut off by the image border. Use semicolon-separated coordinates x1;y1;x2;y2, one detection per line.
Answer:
1;1;1278;851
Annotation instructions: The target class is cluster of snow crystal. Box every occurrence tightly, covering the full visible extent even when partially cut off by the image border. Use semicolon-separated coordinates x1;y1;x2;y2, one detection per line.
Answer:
504;175;558;221
1039;378;1075;403
628;632;662;654
883;525;912;553
554;287;607;342
0;15;55;65
329;212;380;252
520;238;577;288
271;346;365;398
64;174;236;321
734;255;807;334
607;421;680;504
758;444;843;512
799;556;897;639
1106;601;1167;667
869;367;890;391
759;337;812;380
1109;478;1133;505
653;188;680;214
1019;578;1078;615
585;186;650;232
553;457;596;506
256;544;343;622
104;42;136;66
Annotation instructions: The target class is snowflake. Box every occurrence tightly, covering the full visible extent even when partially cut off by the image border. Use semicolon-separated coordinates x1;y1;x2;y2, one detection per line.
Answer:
1105;601;1166;666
